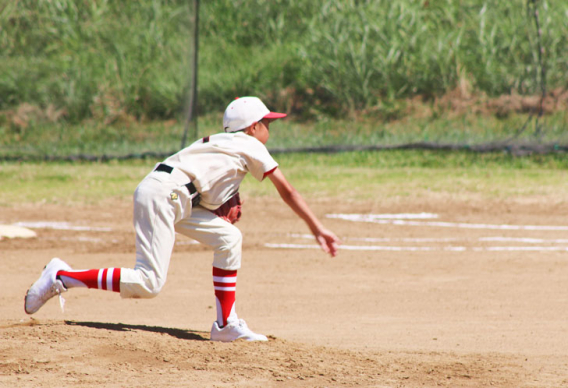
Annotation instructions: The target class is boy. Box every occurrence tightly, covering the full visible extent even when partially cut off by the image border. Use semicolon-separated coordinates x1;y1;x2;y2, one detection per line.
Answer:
25;96;340;342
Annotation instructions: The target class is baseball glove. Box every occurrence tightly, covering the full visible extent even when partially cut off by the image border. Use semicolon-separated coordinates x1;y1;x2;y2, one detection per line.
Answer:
214;193;243;224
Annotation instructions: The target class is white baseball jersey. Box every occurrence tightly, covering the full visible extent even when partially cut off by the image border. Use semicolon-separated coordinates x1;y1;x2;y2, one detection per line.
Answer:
163;132;278;210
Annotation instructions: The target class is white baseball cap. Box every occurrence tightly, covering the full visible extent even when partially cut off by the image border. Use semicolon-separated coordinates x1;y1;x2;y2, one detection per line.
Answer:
223;96;287;133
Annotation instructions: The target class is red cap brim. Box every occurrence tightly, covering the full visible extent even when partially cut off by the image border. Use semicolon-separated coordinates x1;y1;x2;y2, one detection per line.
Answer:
263;112;287;120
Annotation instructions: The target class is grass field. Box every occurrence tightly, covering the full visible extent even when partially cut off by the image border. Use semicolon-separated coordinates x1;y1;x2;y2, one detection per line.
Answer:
2;151;567;206
2;110;567;160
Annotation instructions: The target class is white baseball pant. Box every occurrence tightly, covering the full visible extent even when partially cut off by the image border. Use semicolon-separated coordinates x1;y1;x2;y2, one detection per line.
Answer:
119;167;242;299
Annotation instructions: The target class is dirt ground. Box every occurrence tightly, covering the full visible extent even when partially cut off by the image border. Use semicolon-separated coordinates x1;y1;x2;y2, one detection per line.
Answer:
1;196;568;387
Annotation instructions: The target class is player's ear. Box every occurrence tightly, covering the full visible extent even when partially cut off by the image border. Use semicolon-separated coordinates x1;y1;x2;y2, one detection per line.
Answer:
244;122;257;136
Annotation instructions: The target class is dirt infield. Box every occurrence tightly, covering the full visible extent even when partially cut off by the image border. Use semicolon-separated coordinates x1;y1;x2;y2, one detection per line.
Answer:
1;196;568;387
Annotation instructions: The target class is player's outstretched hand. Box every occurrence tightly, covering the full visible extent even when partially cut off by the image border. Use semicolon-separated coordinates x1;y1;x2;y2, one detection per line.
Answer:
315;228;341;257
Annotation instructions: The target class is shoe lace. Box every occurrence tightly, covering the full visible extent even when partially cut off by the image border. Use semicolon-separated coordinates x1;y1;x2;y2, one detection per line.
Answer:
51;281;66;313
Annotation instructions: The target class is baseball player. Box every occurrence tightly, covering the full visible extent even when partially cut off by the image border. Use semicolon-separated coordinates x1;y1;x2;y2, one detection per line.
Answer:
24;96;340;342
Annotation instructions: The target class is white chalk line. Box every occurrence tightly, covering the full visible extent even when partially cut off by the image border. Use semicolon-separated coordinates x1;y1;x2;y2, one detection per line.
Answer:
290;233;458;242
265;214;568;252
38;235;197;245
290;233;568;244
479;237;568;244
326;214;568;231
11;214;568;253
343;212;439;219
14;221;113;232
8;221;202;245
265;243;568;252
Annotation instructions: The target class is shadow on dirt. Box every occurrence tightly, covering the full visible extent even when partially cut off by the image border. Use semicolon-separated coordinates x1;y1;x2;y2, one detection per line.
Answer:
65;320;208;341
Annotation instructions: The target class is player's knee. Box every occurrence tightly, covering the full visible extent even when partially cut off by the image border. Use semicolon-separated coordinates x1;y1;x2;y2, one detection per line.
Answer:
224;227;242;249
119;268;165;299
141;284;163;298
215;227;242;256
121;282;163;299
140;274;165;298
211;227;242;270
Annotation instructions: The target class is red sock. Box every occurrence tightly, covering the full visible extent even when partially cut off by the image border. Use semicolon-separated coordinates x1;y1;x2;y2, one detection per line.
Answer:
213;267;237;327
57;268;121;293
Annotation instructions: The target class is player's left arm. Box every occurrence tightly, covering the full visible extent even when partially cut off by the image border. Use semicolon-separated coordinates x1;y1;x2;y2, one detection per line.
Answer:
267;167;341;257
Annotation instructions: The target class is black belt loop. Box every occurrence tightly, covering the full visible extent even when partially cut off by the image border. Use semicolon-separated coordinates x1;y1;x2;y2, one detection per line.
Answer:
154;163;173;173
185;182;201;207
154;163;201;207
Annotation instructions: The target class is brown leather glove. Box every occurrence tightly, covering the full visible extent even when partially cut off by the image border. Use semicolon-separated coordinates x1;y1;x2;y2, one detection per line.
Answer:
213;193;243;224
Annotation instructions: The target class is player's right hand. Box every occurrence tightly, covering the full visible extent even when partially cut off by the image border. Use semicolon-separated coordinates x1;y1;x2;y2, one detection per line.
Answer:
315;228;341;257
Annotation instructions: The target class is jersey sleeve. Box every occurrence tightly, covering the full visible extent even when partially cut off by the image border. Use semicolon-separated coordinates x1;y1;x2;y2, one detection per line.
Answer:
244;138;279;182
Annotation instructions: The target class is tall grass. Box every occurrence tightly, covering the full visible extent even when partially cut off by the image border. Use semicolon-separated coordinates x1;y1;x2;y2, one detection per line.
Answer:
2;0;567;123
1;0;192;122
300;0;568;114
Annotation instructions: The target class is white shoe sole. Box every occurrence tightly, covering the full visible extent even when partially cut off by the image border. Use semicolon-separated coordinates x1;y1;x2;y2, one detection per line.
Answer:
210;319;268;342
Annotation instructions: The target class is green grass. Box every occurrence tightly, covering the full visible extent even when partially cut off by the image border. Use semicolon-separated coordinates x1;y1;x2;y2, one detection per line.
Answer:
0;160;149;205
1;111;567;160
1;151;566;207
250;151;568;201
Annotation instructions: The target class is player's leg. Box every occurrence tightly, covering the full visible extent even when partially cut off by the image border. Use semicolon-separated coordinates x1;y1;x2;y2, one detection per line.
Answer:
118;176;181;299
59;175;179;298
212;266;237;326
175;207;267;342
25;175;182;314
24;260;125;314
57;267;122;292
176;207;241;327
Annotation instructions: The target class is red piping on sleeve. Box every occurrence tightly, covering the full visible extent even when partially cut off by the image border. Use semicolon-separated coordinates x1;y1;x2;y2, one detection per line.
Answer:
263;167;277;180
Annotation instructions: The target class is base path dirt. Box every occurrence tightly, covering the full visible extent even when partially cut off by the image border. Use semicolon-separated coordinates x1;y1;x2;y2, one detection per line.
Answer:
1;197;567;387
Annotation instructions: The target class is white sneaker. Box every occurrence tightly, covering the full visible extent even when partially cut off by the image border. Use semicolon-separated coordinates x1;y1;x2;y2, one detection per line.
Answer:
210;319;268;342
25;258;71;314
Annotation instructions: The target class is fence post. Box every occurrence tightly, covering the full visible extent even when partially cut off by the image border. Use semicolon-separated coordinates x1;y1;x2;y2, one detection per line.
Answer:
181;0;200;149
